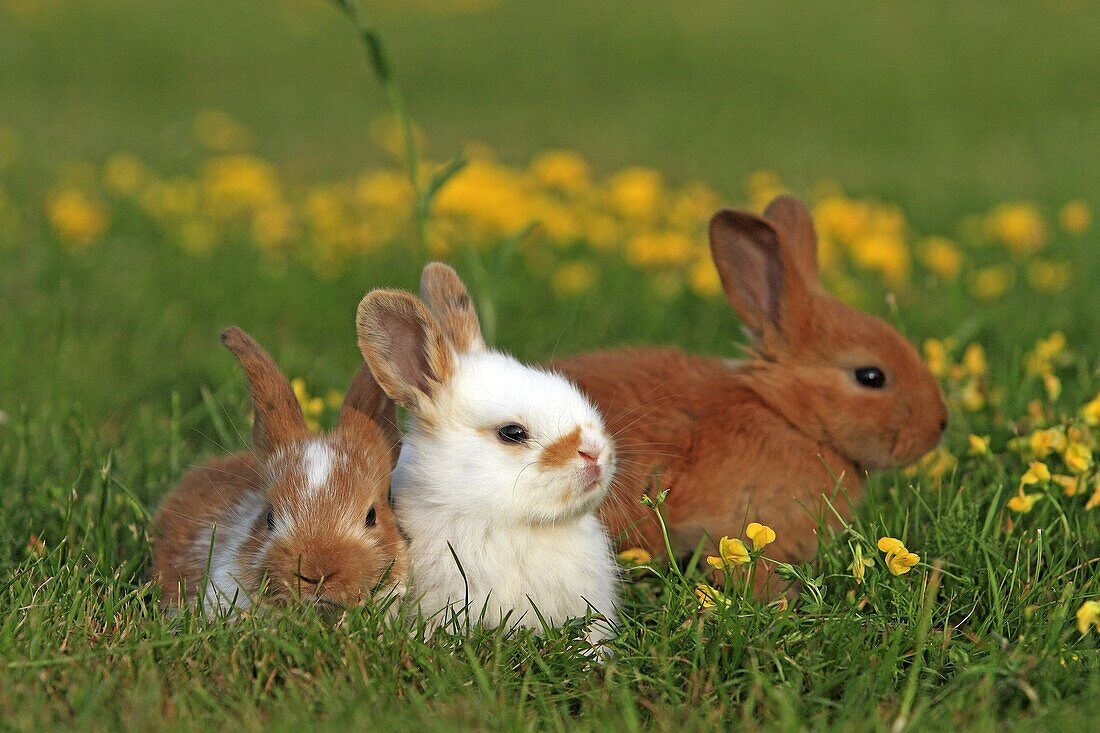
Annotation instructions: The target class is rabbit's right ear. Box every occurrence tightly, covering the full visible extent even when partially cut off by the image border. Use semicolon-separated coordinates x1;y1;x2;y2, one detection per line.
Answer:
356;290;455;413
709;209;813;352
220;327;308;455
763;195;821;287
419;262;486;354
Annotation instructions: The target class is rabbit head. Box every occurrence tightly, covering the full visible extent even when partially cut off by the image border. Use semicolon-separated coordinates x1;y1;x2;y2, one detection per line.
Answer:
356;264;616;525
709;196;948;471
219;327;406;607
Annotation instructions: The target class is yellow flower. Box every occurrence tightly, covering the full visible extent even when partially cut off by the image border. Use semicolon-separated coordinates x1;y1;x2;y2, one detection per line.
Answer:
529;150;591;192
1028;428;1066;458
969;265;1013;301
1043;373;1062;402
848;545;874;585
1020;460;1051;486
1051;474;1083;497
706;536;751;569
745;522;776;551
1086;481;1100;511
985;201;1047;254
551;261;598;296
617;547;652;566
694;583;728;609
626;230;694;268
1059;200;1091;236
46;188;108;247
923;339;949;378
1063;442;1093;474
689;257;722;298
960;379;985;412
962;343;988;378
917;236;963;281
1024;332;1066;376
102;153;146;196
1076;601;1100;635
607;167;662;220
1007;487;1043;513
967;434;991;456
1081;392;1100;426
877;537;919;576
1026;260;1071;294
291;377;325;432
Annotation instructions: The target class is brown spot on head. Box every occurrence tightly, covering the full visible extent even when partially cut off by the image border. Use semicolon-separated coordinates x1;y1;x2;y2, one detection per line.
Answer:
538;426;582;469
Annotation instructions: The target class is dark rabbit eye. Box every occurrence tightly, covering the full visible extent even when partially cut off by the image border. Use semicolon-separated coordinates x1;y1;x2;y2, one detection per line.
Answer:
854;366;887;389
497;423;529;444
364;506;377;528
266;506;276;532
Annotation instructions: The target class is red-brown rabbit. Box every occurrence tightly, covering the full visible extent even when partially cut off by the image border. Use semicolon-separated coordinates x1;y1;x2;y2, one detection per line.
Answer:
556;196;947;587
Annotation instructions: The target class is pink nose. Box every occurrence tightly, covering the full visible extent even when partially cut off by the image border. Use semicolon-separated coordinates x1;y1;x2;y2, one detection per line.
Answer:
579;449;602;476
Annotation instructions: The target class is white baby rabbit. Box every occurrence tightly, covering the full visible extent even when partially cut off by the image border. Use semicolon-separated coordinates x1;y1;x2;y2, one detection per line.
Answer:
355;263;620;647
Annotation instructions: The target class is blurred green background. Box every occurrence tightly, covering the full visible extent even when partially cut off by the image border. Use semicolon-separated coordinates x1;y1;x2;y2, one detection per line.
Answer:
1;0;1097;423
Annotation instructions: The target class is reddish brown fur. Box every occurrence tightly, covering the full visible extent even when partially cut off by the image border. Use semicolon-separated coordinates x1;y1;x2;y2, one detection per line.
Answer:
555;196;947;594
539;427;582;469
419;262;486;354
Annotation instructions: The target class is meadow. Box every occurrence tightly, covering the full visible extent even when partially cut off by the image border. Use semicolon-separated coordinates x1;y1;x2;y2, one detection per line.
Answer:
1;0;1099;730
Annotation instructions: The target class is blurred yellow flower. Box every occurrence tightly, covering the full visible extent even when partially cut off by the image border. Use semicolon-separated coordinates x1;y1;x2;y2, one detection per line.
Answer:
1081;393;1100;425
1059;200;1091;236
962;343;988;378
1020;460;1051;486
969;265;1013;301
968;434;991;456
1051;474;1083;496
291;377;325;432
923;339;949;378
985;201;1047;254
529;150;591;192
1064;442;1092;474
877;537;919;576
960;379;985;412
1026;259;1071;294
1029;428;1066;458
194;109;254;153
1043;373;1062;402
1007;487;1042;513
689;256;722;298
1076;601;1100;635
551;261;598;296
1024;331;1066;376
202;155;282;218
102;153;146;196
626;230;693;268
848;232;910;286
607;167;662;220
917;236;963;281
706;536;751;569
1086;482;1100;511
617;547;652;566
745;522;776;550
46;188;108;247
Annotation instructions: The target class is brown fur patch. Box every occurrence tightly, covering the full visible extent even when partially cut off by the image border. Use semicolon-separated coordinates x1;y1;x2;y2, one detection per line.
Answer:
419;262;486;354
539;427;581;469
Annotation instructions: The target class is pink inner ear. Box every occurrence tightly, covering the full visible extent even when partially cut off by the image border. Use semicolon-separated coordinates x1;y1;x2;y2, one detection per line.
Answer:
389;312;439;397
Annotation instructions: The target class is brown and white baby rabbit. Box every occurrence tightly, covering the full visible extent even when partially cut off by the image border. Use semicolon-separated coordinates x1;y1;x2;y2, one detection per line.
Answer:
152;327;407;615
557;196;948;590
356;264;619;644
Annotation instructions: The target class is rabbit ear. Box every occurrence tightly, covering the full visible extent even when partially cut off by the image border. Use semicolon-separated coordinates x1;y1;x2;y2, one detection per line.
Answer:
220;327;308;455
709;209;813;351
336;364;401;469
764;195;820;286
356;290;455;414
419;262;486;354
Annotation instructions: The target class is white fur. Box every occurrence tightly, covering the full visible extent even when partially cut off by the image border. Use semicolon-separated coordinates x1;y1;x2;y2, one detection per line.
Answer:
192;491;266;616
395;349;620;644
301;440;334;498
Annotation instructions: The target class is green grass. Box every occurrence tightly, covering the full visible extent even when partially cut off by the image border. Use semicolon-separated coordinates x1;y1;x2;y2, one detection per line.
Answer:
2;0;1099;730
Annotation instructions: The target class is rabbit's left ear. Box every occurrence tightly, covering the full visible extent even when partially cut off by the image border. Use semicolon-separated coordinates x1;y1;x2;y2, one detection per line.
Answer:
220;327;308;456
419;262;486;354
356;290;455;415
337;365;401;469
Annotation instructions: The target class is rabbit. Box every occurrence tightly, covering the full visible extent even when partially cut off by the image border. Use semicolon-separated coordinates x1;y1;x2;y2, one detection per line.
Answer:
152;326;407;616
355;263;619;646
555;196;948;592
